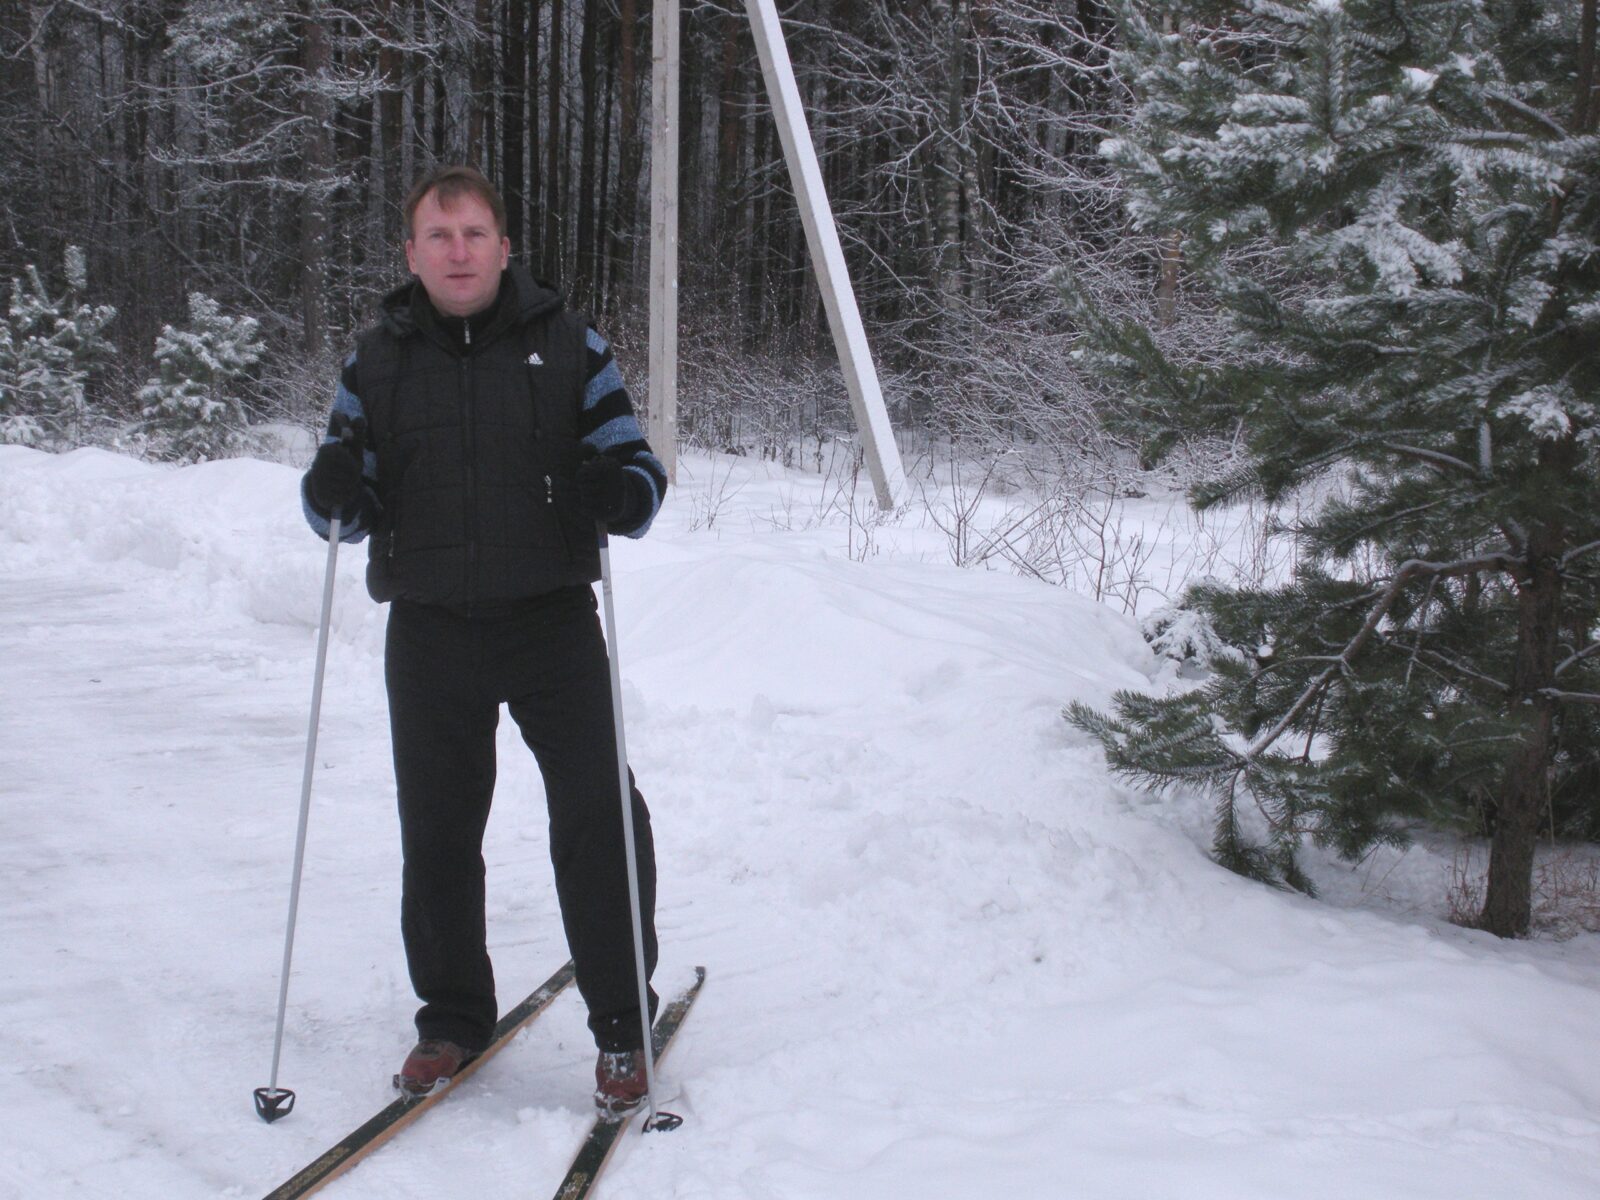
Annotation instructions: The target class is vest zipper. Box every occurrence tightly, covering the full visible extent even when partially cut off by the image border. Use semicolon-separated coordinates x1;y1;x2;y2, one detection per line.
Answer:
462;343;477;603
526;329;541;440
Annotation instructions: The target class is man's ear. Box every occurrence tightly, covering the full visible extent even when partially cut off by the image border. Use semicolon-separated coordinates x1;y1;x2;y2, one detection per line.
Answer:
404;239;417;275
501;236;511;268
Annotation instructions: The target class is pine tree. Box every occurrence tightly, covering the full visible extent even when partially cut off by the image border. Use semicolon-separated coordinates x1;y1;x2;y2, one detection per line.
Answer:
138;293;265;463
0;247;117;448
1065;0;1600;936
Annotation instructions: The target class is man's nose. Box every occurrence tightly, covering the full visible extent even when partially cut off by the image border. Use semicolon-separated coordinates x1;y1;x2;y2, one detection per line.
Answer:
447;236;470;260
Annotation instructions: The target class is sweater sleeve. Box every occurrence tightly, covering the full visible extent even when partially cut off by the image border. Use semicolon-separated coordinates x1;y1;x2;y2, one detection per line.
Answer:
577;326;668;538
300;354;380;544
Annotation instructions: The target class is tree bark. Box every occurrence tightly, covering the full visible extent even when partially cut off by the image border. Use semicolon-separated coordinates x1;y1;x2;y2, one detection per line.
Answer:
744;104;772;344
544;0;565;281
528;0;542;261
300;5;333;361
1156;231;1182;327
1154;14;1182;327
421;0;438;162
1480;528;1565;937
574;0;601;307
715;9;741;267
374;0;404;257
402;0;418;191
503;0;527;252
929;0;969;330
596;32;615;318
469;0;492;165
1577;0;1598;134
607;0;640;310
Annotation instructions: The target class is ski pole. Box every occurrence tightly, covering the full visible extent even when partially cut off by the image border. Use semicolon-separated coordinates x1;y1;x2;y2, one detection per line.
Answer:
254;512;342;1124
596;523;681;1133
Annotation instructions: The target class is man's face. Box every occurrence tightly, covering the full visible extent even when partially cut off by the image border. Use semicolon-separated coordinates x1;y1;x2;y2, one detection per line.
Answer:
405;188;511;318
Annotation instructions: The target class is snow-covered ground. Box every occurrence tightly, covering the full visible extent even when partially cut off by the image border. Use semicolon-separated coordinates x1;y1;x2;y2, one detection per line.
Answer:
2;444;1597;1200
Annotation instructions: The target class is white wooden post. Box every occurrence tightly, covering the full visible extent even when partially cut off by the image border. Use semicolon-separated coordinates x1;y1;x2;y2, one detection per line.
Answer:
648;0;680;483
743;0;904;510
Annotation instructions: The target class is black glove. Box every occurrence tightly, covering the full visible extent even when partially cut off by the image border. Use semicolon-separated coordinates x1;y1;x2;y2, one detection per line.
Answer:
575;448;634;523
307;416;366;515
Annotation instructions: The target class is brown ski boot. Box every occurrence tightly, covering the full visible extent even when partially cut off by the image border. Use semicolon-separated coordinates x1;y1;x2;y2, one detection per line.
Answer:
394;1038;477;1099
593;1048;649;1121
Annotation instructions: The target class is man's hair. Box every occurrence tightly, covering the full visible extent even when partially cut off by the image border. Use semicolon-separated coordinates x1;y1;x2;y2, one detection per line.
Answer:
403;165;507;239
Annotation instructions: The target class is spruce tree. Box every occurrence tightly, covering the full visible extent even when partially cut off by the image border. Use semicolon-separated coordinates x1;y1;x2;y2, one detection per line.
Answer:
138;292;265;463
0;247;117;448
1065;0;1600;936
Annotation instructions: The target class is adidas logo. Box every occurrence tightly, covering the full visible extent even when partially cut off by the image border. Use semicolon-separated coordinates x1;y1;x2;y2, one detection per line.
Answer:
527;352;544;366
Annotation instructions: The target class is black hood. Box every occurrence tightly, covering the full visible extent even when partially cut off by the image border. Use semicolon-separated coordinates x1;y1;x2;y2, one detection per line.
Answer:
376;263;566;342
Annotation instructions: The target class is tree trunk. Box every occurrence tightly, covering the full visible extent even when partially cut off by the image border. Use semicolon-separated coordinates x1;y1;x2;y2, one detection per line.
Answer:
468;0;492;165
929;0;968;330
528;0;541;261
441;0;471;161
1480;529;1565;937
1156;231;1182;327
374;0;403;260
402;0;417;190
596;33;614;318
28;3;52;198
300;5;333;361
607;0;639;311
574;0;601;307
503;0;527;252
421;1;438;163
1154;14;1182;327
1577;0;1598;134
744;106;771;344
543;0;565;281
715;9;741;267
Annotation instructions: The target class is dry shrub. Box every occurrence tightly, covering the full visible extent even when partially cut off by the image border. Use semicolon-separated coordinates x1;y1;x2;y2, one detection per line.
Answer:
1448;843;1600;940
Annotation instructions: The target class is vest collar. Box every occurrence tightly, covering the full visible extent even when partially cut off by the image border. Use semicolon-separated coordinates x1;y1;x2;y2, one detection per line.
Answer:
378;263;566;349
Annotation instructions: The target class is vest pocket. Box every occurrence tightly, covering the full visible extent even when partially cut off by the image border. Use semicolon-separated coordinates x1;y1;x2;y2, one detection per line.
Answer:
545;473;575;561
528;435;583;563
377;441;422;574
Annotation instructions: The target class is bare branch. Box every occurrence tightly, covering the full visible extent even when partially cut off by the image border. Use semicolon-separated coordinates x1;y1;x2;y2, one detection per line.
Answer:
1379;442;1481;476
1556;642;1600;676
1561;538;1600;567
1241;553;1523;760
1538;689;1600;706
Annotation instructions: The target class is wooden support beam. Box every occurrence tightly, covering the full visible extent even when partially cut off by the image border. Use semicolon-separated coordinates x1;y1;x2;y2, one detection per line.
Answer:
743;0;905;509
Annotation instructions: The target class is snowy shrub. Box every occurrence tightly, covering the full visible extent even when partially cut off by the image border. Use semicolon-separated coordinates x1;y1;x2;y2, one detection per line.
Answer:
139;293;265;463
1142;597;1246;670
0;249;117;448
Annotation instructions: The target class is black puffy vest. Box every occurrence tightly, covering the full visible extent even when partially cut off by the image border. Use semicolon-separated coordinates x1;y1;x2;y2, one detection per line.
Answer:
354;270;599;608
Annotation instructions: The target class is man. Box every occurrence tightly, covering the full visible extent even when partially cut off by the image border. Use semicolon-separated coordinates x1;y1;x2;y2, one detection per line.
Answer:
300;165;666;1121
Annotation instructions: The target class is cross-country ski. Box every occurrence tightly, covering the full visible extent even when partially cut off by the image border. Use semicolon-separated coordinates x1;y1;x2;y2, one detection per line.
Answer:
260;961;575;1200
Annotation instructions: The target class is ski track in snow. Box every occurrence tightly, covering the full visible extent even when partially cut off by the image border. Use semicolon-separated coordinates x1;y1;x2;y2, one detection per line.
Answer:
1;445;1598;1200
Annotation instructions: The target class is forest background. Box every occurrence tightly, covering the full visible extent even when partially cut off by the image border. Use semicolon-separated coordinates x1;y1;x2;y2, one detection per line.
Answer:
8;0;1600;940
1;0;1131;467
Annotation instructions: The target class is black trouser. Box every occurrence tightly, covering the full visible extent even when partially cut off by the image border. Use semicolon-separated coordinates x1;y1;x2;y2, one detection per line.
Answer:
384;588;658;1054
